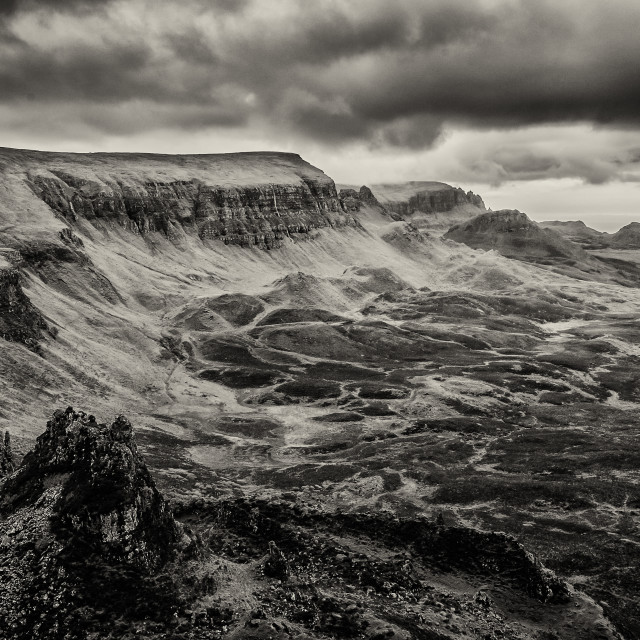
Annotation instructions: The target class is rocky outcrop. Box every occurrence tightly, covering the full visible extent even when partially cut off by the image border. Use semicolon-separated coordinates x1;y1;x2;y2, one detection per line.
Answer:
1;407;180;569
0;267;50;349
0;431;15;476
445;210;589;263
382;185;485;218
0;408;184;639
12;240;123;306
338;185;383;212
263;540;290;579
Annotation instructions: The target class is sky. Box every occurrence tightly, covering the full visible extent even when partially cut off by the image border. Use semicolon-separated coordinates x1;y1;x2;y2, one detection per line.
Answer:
1;0;640;231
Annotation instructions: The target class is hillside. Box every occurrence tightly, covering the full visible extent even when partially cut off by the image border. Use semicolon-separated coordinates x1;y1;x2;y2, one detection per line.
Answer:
538;220;606;247
609;221;640;248
442;209;640;286
0;148;639;638
445;210;586;260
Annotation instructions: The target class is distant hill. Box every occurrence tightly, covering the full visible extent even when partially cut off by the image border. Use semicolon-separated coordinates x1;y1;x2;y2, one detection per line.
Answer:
608;221;640;248
538;220;606;247
539;219;640;250
445;210;588;261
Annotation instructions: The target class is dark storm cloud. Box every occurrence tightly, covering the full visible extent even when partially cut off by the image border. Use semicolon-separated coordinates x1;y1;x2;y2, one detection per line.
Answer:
0;0;112;15
1;0;640;182
281;1;640;142
0;0;20;14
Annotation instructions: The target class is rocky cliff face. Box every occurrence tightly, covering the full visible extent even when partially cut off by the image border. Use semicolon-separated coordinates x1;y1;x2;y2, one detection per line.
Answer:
31;175;354;248
380;185;485;218
391;188;485;215
338;185;383;212
0;149;361;248
0;267;50;350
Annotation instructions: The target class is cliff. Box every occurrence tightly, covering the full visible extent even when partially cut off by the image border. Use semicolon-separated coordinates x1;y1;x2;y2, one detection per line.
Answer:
370;181;485;218
0;266;50;349
338;185;384;212
0;148;358;249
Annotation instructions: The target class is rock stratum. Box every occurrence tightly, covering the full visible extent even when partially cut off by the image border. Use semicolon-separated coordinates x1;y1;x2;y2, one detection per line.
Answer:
1;148;358;249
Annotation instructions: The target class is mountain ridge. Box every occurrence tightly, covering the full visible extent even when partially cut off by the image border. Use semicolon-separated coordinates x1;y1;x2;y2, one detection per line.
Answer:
0;147;360;249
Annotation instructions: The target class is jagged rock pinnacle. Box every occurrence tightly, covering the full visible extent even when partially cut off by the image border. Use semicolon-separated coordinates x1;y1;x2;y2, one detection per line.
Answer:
1;407;180;570
0;408;187;639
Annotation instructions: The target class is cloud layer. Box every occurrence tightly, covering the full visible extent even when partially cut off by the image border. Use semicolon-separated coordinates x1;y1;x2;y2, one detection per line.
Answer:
1;0;640;186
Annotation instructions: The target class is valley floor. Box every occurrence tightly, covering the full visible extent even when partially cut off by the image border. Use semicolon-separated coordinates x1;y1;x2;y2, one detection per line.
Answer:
1;205;639;638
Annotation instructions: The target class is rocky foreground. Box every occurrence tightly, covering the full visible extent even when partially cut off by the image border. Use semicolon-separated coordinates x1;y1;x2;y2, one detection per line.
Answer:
0;409;619;640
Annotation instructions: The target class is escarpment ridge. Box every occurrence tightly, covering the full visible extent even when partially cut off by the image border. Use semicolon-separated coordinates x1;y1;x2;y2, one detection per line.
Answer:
369;181;485;213
0;148;362;248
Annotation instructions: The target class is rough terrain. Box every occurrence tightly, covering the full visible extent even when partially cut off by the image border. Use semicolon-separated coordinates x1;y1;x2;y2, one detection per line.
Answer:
0;148;638;638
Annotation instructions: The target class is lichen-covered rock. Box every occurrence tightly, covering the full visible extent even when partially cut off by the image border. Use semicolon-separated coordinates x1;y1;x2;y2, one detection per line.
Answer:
2;406;180;569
